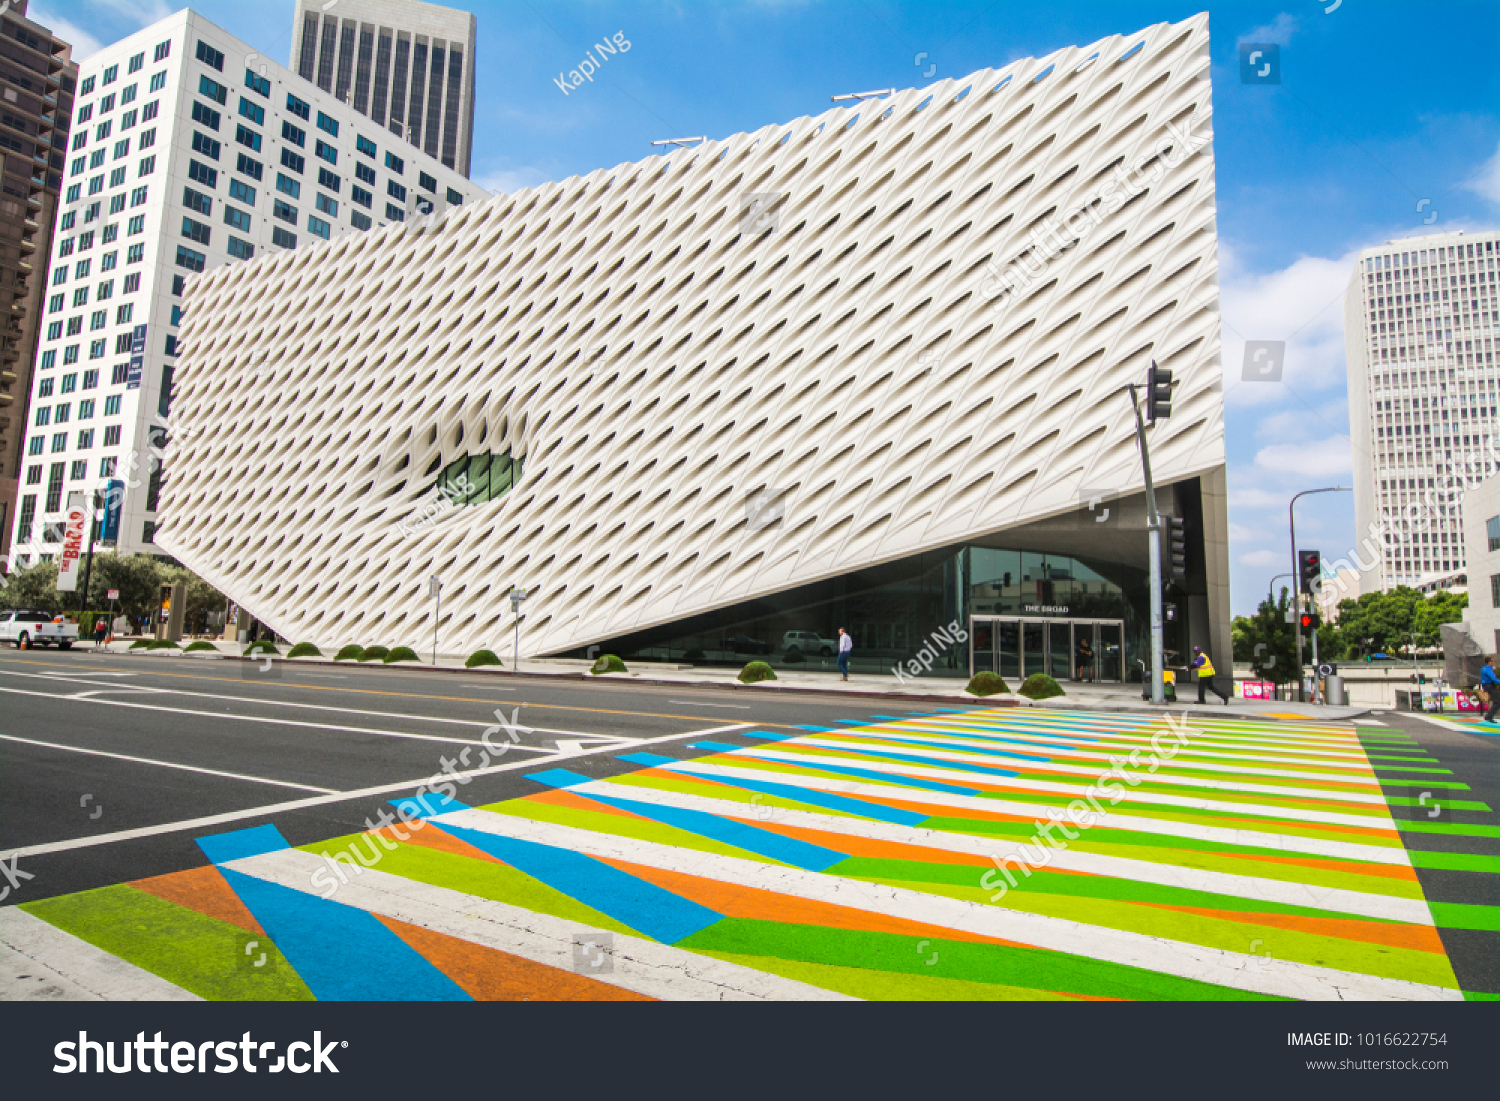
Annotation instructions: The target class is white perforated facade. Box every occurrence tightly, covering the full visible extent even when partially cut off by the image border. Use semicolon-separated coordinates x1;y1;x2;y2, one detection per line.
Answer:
161;14;1230;663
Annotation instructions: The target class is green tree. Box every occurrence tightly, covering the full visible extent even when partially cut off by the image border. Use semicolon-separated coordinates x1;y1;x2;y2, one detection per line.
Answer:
1232;586;1298;684
0;560;64;615
1333;586;1461;657
85;553;167;622
160;565;227;635
1414;589;1468;648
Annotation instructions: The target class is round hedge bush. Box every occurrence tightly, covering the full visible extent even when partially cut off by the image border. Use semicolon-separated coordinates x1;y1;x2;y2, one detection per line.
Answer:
383;646;419;664
184;641;218;654
287;642;322;659
129;639;152;650
465;650;503;669
334;644;364;662
738;661;777;684
244;639;279;656
965;672;1011;697
589;653;627;675
1018;673;1065;700
358;645;390;663
148;639;180;651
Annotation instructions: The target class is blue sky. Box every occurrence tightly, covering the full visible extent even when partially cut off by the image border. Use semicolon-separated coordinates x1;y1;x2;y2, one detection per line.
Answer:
35;1;1500;615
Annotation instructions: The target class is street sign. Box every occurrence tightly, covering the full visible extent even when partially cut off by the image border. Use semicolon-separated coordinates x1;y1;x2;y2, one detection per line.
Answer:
427;576;441;599
107;589;119;601
510;586;527;607
55;493;88;593
100;479;124;541
1317;662;1337;678
126;324;148;391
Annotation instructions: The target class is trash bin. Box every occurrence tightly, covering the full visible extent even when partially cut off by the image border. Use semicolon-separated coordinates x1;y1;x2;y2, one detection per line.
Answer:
1324;674;1347;707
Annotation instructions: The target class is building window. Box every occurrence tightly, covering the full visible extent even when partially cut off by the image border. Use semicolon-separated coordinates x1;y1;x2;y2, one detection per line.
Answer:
80;76;96;96
351;185;372;209
271;227;297;250
26;466;41;485
131;185;149;207
34;406;49;426
191;101;220;131
286;93;310;121
1488;516;1500;552
276;173;301;199
117;303;134;324
315;193;338;218
109;167;127;188
138;155;156;177
39;379;54;397
104;425;122;447
281;149;306;175
191;132;221;161
387;180;406;202
419;171;436;194
282;121;306;147
113;138;130;159
273;199;298;225
1492;573;1500;609
73;288;89;307
224;205;252;232
27;439;42;457
129;52;145;75
307;214;331;240
385;203;405;222
355;162;375;186
187;160;216;188
182;217;211;245
447;188;463;206
198;75;227;105
235;153;263;181
351;211;372;231
316;111;339;137
114;333;132;354
143;100;159;121
196;40;225;72
90;309;107;329
65;184;81;203
154;41;170;63
149;71;166;92
183;185;212;215
67;317;83;336
79;399;95;420
317;167;340;193
235;124;261;152
127;244;145;264
71;460;88;480
104;395;122;416
143;521;156;544
385;151;403;175
17;495;35;541
111;364;129;385
109;193;126;214
123;273;141;294
240;97;266;126
229;179;256;205
245;70;270;98
356;134;376;158
164;336;179;357
77;430;94;450
89;339;106;359
83;369;99;390
227;236;255;261
121;108;137;131
51;432;67;454
63;346;79;364
175;245;206;272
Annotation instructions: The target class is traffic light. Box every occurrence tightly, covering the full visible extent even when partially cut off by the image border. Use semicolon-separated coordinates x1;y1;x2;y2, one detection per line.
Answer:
1145;362;1172;424
1299;611;1320;631
1165;516;1187;581
1298;549;1322;593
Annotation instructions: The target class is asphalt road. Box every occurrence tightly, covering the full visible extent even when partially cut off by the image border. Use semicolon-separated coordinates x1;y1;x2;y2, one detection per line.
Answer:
0;647;956;904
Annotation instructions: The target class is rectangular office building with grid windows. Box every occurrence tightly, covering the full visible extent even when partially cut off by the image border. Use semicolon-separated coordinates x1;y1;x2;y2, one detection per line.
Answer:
5;8;488;566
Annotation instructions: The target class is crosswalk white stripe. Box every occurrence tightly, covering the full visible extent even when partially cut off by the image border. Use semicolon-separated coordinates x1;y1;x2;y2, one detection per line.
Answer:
0;907;201;1001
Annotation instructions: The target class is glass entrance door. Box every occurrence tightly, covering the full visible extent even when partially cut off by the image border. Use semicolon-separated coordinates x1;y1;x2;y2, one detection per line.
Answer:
997;620;1020;681
971;620;994;674
970;617;1126;683
1022;622;1046;678
1048;622;1072;682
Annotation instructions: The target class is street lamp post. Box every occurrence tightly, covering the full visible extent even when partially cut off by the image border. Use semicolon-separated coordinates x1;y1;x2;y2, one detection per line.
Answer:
1290;487;1350;701
1267;573;1292;610
1125;384;1165;705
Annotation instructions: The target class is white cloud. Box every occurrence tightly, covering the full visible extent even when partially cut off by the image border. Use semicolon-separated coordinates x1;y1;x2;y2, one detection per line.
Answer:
30;7;104;60
1227;486;1284;510
1252;435;1353;479
1238;13;1299;45
1239;549;1281;568
1461;141;1500;205
31;0;173;63
473;166;551;196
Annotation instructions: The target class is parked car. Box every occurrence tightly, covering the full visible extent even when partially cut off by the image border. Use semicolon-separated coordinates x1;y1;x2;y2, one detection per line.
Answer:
0;610;79;649
781;630;837;657
723;634;773;655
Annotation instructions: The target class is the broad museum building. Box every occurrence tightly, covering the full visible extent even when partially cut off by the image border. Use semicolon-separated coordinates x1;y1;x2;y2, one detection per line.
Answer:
160;13;1231;685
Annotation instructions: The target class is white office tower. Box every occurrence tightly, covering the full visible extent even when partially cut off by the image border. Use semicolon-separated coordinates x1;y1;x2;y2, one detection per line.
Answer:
293;0;476;177
162;16;1232;674
1346;230;1500;591
6;10;487;565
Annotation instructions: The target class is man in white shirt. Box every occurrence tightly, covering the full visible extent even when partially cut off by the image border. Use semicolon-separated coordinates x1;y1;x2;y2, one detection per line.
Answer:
837;628;853;680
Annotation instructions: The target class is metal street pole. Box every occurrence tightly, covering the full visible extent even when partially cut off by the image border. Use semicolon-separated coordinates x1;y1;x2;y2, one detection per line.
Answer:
1268;573;1292;609
429;575;441;665
1125;384;1165;705
1290;487;1349;702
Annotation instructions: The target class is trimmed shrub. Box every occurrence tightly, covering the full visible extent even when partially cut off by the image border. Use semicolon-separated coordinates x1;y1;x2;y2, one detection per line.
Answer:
383;646;419;664
466;650;503;669
334;644;363;662
738;661;777;684
148;639;180;651
1018;673;1065;700
357;645;390;663
965;672;1011;697
244;639;280;656
287;642;322;659
589;653;627;675
781;648;805;664
129;640;152;650
184;641;218;654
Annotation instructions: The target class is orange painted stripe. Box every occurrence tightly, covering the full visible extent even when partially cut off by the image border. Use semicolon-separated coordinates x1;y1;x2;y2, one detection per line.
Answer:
378;821;504;864
523;787;656;822
593;854;1042;950
374;915;654;1001
1208;849;1420;882
130;865;263;934
1140;903;1449;954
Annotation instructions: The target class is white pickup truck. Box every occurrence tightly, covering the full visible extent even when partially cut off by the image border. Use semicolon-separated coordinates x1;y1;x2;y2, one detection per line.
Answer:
0;610;79;649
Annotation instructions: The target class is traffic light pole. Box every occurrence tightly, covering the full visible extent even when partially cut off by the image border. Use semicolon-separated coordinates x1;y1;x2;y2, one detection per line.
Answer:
1289;486;1349;703
1126;383;1165;706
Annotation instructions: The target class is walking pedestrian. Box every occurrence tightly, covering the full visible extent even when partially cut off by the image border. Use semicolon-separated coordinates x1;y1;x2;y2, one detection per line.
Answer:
1075;636;1094;683
836;628;853;681
1191;646;1229;705
1481;656;1500;723
93;616;107;650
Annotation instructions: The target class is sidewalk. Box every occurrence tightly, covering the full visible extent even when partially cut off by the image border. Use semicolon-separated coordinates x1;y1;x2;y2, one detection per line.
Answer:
93;639;1371;721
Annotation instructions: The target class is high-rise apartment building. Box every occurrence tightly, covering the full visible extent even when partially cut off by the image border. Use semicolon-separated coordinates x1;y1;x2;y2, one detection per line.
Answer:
5;9;487;566
292;0;475;178
1346;230;1500;591
0;1;76;573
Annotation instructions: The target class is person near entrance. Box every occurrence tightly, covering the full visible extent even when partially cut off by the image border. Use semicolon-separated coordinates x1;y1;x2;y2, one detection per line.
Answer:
837;628;853;680
1075;635;1094;683
1191;646;1229;705
1480;656;1500;723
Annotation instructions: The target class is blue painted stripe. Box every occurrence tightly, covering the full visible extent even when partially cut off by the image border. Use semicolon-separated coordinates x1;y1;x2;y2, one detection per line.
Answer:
667;769;928;826
736;756;981;796
217;867;470;1001
795;724;833;731
684;740;748;755
783;744;1020;779
616;752;680;767
524;769;593;789
196;824;290;865
434;822;722;944
737;730;799;741
393;791;469;819
581;793;847;871
828;731;1051;762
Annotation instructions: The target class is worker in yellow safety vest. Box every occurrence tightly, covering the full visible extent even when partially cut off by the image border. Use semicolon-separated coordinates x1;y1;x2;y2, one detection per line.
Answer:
1191;646;1229;705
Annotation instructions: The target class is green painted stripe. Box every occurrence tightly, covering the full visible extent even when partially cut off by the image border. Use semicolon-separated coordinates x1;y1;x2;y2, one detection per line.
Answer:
1378;780;1470;789
1372;767;1454;775
1428;902;1500;932
694;948;1085;1000
1384;796;1492;811
20;885;314;1001
1407;850;1500;874
1463;990;1500;1001
1396;820;1500;838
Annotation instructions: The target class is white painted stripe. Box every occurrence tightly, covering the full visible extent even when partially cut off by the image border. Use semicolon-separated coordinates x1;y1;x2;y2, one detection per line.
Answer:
222;849;854;1002
707;748;1394;818
0;723;753;862
0;907;201;1001
670;759;1403;837
0;733;338;793
1352;720;1388;727
570;780;1431;923
429;809;1460;1002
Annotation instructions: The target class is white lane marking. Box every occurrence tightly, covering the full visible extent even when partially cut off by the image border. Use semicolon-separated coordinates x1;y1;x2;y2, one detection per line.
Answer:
433;810;1461;1002
226;850;853;1002
0;733;338;793
0;668;598;738
0;908;201;1002
0;683;559;751
38;672;138;678
1352;719;1388;727
0;722;754;861
668;701;752;709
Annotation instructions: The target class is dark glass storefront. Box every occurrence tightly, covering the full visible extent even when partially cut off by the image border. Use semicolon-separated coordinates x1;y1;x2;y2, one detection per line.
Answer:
562;541;1172;682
